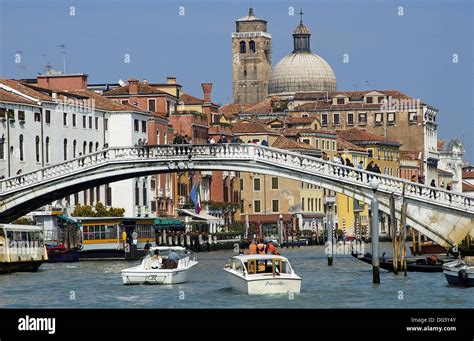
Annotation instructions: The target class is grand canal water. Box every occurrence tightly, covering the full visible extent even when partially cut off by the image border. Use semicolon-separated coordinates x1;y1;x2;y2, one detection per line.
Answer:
0;243;472;308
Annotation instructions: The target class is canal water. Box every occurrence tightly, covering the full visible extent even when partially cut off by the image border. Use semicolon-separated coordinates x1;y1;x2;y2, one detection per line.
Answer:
0;243;472;308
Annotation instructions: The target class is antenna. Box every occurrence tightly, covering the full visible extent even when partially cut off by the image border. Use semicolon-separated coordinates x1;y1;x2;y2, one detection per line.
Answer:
58;43;67;74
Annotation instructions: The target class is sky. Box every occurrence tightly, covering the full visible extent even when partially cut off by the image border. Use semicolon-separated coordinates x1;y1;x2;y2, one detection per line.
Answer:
1;0;473;161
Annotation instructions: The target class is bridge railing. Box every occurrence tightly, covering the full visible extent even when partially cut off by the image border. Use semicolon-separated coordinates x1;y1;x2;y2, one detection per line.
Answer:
0;143;472;211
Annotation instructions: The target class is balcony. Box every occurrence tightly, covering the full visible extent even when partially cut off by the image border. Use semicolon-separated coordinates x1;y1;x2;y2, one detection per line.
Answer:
201;170;213;177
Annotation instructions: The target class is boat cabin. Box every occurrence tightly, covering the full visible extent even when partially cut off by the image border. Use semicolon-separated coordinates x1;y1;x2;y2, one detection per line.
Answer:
227;255;294;276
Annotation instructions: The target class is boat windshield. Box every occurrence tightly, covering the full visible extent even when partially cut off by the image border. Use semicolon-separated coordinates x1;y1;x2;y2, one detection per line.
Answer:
145;248;186;259
244;258;291;275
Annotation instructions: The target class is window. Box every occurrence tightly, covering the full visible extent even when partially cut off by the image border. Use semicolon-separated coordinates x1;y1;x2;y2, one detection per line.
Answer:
104;118;108;131
143;183;147;206
367;149;373;158
337;98;345;105
271;177;278;190
148;99;156;112
378;96;385;104
121;100;129;104
374;113;383;126
45;137;50;163
96;187;101;203
63;139;68;160
19;135;24;161
89;142;93;153
249;40;256;52
34;112;41;122
321;114;328;126
35;136;40;162
73;140;77;158
18;110;25;122
332;141;337;151
326;140;330;150
333;113;340;125
72;114;76;127
83;141;87;155
239;41;246;53
105;184;112;206
95;117;99;129
88;116;92;129
253;178;261;191
89;188;94;206
301;198;305;211
366;97;373;104
387;112;396;124
315;139;319;149
141;121;147;133
272;200;279;213
45;110;51;124
358;112;367;125
254;200;261;213
95;142;99;151
0;137;4;160
82;115;86;128
135;182;140;205
63;112;68;126
302;139;310;145
409;112;418;123
134;119;139;132
347;113;354;125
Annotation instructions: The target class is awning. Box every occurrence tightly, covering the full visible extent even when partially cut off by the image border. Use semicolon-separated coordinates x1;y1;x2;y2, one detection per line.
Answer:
177;209;224;224
57;214;82;228
153;218;185;230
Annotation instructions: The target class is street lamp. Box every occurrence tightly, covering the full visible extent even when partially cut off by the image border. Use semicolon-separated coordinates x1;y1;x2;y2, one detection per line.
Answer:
324;195;336;266
369;177;380;284
278;214;283;245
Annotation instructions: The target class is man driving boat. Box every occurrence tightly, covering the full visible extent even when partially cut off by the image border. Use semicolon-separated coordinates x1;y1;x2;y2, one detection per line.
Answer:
144;249;162;269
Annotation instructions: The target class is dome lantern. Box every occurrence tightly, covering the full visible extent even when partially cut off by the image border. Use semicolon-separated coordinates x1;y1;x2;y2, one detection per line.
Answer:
293;9;311;53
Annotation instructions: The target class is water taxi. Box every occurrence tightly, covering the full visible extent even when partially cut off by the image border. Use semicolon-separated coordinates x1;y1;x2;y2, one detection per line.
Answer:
443;257;474;287
223;254;301;295
121;246;198;285
0;224;48;274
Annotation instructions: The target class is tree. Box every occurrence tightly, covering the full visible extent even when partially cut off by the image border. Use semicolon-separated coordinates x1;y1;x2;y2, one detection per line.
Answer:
11;217;34;225
71;202;125;217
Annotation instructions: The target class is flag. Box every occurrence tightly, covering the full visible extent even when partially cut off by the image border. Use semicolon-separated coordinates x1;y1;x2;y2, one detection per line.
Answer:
190;183;202;214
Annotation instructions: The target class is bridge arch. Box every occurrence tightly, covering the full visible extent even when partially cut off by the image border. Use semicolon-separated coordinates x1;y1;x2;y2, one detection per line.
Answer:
0;144;473;247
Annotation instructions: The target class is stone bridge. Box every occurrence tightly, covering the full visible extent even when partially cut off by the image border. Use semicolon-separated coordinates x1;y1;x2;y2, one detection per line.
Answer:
0;144;473;248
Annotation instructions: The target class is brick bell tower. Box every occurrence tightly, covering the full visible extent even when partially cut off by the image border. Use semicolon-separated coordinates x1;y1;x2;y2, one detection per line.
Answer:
232;8;272;104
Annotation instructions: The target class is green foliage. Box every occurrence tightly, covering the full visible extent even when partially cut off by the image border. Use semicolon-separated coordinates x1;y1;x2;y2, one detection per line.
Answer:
71;202;125;217
11;217;34;225
227;221;245;233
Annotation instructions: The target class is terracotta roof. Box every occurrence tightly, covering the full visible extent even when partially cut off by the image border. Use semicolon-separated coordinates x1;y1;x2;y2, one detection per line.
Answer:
293;89;414;101
180;93;205;105
294;101;382;111
231;121;280;135
0;79;53;102
282;128;336;137
243;97;288;114
272;135;314;150
103;82;169;96
336;128;401;146
463;171;474;179
0;88;38;105
219;103;253;118
462;182;474;192
337;138;367;152
66;89;149;113
285;116;318;125
437;140;446;150
399;150;420;161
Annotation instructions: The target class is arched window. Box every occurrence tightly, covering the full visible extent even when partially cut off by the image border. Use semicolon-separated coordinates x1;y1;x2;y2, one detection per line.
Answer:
135;181;140;206
156;130;160;145
239;41;246;54
73;140;77;158
89;142;93;154
45;137;50;163
19;135;24;161
83;141;87;155
249;40;255;52
35;136;40;163
63;138;68;160
95;142;99;152
143;182;147;206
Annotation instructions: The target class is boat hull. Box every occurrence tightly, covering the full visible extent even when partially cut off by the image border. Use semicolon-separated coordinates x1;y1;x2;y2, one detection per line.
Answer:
0;260;45;274
225;270;301;295
47;250;79;263
443;260;474;287
351;253;445;272
121;261;198;285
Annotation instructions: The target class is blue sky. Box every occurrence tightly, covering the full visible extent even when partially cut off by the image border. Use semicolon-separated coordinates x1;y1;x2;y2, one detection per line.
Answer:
1;0;473;161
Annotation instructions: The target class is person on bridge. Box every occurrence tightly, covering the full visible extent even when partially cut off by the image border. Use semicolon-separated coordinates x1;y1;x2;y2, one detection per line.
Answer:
429;179;437;199
248;240;257;254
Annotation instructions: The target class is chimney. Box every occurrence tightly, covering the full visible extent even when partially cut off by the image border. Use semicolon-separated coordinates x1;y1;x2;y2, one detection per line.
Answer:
143;79;148;84
201;83;212;103
128;79;139;94
167;76;176;85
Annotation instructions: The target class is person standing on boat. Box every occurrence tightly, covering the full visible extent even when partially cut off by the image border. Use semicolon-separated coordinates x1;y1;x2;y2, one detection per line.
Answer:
267;241;278;255
257;241;266;254
168;249;180;268
248;240;257;254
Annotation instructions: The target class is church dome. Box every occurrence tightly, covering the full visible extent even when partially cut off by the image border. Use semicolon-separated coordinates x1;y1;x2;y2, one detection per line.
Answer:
268;15;336;96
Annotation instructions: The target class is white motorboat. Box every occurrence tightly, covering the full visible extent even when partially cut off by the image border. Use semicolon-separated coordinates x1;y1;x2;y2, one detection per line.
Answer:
442;257;474;287
121;246;197;285
223;254;301;295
